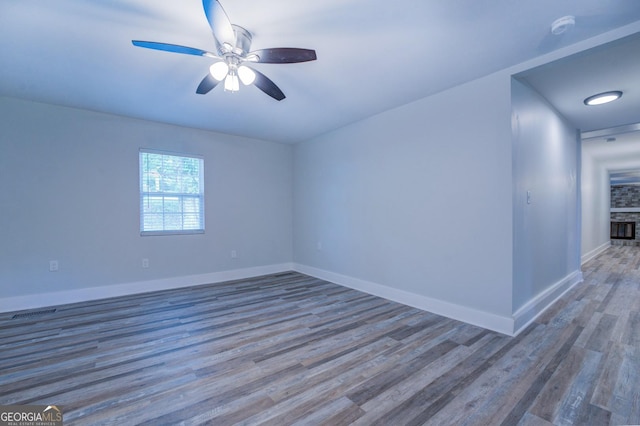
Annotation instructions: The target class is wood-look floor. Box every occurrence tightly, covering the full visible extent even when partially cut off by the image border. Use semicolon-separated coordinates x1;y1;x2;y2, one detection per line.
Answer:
1;246;639;425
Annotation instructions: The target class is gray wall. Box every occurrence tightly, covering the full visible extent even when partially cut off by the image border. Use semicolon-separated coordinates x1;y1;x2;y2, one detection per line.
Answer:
0;69;586;334
511;79;581;313
0;97;293;299
293;72;515;319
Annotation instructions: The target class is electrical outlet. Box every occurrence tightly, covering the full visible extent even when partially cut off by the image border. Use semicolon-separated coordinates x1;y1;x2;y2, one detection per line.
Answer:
142;258;149;268
49;260;59;272
231;250;237;258
316;241;323;251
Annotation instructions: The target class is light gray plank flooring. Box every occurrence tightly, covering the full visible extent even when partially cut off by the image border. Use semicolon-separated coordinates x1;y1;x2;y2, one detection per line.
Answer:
1;246;639;425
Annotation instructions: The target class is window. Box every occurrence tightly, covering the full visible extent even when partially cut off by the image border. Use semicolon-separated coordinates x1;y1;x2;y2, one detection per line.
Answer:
139;149;204;235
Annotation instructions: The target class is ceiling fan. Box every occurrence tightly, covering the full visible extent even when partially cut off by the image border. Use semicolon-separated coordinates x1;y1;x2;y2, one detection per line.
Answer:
132;0;317;101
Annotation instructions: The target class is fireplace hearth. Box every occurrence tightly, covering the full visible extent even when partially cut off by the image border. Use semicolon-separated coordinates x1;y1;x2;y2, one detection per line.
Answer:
610;221;636;240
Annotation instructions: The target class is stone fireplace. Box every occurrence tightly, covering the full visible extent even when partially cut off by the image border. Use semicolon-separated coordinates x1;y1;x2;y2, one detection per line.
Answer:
611;184;640;246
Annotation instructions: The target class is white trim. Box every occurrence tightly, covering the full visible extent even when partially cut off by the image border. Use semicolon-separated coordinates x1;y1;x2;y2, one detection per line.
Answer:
511;270;583;336
581;241;611;265
0;263;295;314
610;207;640;213
293;263;515;336
4;262;584;339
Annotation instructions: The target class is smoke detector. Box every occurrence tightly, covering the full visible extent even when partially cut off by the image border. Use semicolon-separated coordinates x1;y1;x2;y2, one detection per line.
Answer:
551;16;576;35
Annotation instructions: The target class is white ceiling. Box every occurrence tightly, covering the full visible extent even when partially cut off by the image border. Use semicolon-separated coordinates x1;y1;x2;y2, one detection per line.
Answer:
1;0;640;144
517;31;640;134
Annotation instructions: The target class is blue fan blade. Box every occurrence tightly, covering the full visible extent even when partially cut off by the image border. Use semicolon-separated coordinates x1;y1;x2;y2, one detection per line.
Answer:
132;40;215;57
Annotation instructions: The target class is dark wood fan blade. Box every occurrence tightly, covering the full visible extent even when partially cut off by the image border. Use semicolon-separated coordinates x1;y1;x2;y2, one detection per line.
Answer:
202;0;235;47
252;69;285;101
132;41;216;58
196;74;220;94
250;48;317;64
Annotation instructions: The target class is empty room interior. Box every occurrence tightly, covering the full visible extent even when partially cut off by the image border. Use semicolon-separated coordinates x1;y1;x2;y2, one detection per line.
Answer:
2;1;640;424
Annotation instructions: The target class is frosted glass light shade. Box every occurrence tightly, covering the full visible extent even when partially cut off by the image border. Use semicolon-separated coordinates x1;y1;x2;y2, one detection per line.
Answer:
584;91;622;106
238;66;256;85
224;73;239;92
209;62;229;81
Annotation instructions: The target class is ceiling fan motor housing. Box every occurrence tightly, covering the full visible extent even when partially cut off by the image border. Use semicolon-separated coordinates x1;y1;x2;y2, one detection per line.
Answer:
230;24;252;55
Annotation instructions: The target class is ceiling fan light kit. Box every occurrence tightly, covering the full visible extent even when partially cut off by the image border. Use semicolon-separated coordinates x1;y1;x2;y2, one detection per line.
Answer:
132;0;317;101
584;90;623;106
213;25;257;92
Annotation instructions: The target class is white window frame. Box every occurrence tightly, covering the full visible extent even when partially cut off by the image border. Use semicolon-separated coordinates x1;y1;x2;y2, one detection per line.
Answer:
139;149;205;236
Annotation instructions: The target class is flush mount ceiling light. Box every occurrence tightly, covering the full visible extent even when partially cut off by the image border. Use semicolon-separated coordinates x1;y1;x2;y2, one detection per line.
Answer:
584;91;623;106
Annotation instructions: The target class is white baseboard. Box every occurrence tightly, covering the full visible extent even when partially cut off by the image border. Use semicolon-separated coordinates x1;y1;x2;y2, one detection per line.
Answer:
511;270;583;335
4;262;584;339
581;241;610;265
293;263;516;336
0;263;295;314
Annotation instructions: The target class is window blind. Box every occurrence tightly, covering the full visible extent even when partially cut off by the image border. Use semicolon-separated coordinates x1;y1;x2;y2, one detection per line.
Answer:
139;149;204;235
